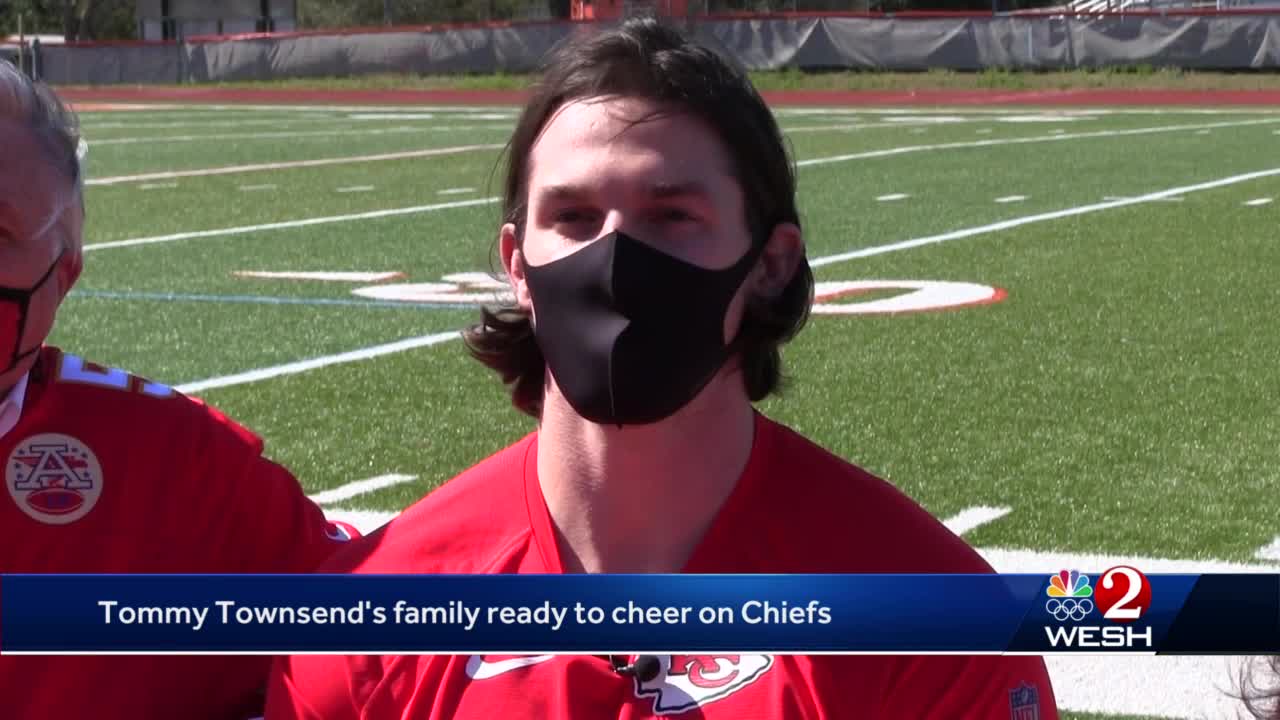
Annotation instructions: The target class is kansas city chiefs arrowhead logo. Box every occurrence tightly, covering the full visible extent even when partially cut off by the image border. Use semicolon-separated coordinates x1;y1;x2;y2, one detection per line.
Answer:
634;655;773;715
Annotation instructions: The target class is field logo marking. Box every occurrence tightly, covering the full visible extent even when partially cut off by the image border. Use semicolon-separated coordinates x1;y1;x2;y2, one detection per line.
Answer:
352;275;1006;316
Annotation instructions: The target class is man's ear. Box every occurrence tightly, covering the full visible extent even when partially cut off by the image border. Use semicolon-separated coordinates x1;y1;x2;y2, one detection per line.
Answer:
753;222;804;297
500;223;533;312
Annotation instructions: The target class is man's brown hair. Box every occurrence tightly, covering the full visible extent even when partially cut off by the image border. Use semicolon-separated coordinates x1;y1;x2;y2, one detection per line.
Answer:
464;19;813;418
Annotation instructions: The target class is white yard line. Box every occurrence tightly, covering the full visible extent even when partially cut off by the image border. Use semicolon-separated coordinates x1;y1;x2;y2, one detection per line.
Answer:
1255;536;1280;561
308;474;417;505
174;330;459;395
86;144;503;186
89;125;512;145
323;508;401;535
83;197;499;252
941;506;1011;536
809;167;1280;268
795;118;1280;168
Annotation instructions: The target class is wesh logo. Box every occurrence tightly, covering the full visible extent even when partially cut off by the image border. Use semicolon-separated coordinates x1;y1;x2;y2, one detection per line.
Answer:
1043;567;1154;649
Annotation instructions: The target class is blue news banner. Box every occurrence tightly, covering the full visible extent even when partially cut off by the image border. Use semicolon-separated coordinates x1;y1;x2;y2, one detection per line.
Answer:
0;571;1276;653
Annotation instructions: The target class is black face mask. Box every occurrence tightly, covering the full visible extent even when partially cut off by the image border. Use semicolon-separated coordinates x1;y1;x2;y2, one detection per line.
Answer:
0;250;63;375
523;231;762;426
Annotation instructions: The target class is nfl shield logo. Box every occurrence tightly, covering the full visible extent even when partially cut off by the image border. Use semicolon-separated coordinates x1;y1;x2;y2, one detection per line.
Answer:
1009;683;1040;720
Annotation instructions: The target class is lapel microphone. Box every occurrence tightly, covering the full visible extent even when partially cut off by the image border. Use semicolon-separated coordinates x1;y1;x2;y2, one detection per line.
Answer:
605;654;663;683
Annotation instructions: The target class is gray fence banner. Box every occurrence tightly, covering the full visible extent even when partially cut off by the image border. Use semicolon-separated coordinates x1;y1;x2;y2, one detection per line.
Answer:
33;15;1280;85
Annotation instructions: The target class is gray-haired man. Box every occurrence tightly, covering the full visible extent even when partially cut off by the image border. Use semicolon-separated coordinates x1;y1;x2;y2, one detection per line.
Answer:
0;63;357;719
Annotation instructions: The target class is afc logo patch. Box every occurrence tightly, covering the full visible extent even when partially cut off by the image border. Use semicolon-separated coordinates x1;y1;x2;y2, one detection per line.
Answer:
634;655;773;715
6;433;104;525
1009;682;1041;720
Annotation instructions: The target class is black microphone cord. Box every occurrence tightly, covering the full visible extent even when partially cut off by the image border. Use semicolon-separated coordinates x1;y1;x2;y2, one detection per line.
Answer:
602;654;662;683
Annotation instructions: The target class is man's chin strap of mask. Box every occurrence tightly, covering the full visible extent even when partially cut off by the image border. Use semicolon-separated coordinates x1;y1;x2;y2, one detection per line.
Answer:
0;247;65;376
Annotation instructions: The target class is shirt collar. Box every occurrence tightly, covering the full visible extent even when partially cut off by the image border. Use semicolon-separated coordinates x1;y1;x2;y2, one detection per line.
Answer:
0;371;30;440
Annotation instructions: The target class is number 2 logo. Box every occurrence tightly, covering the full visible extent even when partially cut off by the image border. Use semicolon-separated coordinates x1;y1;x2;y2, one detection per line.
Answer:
1095;566;1152;623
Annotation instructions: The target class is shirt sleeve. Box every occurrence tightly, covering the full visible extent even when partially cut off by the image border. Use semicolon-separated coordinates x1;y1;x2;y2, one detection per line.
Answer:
874;655;1059;720
190;399;357;573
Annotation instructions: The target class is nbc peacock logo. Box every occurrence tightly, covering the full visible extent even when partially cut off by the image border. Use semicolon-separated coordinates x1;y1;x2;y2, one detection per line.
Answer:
1044;570;1094;622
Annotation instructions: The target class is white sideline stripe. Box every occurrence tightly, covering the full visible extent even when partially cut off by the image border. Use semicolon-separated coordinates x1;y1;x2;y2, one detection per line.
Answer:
78;104;1278;117
784;120;961;133
981;545;1280;574
1044;654;1246;719
324;508;401;536
336;185;375;193
174;330;460;395
875;193;909;201
91;126;421;145
1255;535;1280;561
774;107;1280;117
84;116;349;130
308;474;417;505
941;506;1010;536
795;117;1280;168
1244;197;1274;206
86;144;504;186
238;184;277;192
809;166;1280;268
994;195;1027;203
83;197;499;252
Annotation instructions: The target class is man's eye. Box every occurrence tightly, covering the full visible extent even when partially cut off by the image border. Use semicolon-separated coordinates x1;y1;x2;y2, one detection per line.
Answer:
659;208;696;223
554;209;594;224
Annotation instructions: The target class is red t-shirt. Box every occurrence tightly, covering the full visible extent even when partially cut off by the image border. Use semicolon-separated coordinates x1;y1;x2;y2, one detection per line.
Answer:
267;413;1057;719
0;348;355;719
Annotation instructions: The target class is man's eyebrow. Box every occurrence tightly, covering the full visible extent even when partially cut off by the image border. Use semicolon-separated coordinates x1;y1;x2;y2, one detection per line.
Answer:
535;184;592;202
534;181;715;203
648;181;713;200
